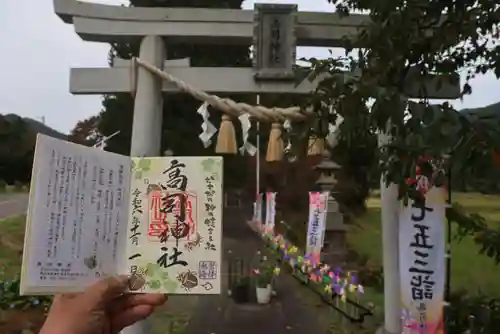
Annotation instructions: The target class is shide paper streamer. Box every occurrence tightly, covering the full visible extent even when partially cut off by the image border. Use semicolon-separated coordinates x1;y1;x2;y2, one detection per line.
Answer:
197;102;217;148
283;119;292;153
327;114;344;147
238;113;257;156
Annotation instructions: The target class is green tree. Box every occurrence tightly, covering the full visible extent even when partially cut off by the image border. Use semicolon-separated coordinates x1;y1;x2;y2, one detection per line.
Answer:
0;115;35;184
332;109;378;214
302;0;500;255
67;115;100;146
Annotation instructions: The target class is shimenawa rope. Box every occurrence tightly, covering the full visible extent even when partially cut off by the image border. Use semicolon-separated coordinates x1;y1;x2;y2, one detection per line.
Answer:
133;57;315;122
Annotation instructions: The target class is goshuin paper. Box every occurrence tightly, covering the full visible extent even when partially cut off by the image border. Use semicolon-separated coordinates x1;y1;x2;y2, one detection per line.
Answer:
21;135;222;295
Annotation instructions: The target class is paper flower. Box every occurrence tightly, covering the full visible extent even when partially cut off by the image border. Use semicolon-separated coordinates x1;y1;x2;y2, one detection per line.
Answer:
257;225;357;304
320;265;330;275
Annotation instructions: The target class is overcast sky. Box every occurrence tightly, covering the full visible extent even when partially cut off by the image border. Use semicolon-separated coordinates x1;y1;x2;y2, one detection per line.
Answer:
1;0;499;134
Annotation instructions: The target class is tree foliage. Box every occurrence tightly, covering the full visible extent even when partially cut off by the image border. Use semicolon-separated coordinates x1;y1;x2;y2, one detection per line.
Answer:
1;114;67;184
67;115;100;146
303;0;500;260
0;115;35;184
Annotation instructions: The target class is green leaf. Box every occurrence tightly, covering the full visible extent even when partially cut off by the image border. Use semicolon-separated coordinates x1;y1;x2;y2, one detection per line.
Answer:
134;171;142;180
138;158;151;171
163;278;178;293
146;263;160;276
201;158;214;172
144;266;154;278
147;279;161;290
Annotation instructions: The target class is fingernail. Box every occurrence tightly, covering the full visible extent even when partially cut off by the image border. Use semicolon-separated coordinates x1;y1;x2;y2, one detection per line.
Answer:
128;274;146;291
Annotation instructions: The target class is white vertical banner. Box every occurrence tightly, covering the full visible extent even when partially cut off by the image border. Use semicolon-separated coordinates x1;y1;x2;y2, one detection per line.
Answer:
264;192;277;232
319;191;329;248
252;202;258;221
255;193;263;223
399;186;445;334
306;192;327;258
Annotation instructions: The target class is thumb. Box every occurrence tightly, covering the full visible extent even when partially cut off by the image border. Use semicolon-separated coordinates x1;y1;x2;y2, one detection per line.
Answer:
82;275;130;306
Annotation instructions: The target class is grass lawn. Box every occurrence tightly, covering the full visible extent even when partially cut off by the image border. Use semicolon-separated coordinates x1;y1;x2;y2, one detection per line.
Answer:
0;215;25;279
0;184;29;194
0;215;197;334
349;192;500;298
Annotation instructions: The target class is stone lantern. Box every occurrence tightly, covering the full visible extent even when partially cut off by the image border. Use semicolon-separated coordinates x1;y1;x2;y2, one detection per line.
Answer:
314;140;347;267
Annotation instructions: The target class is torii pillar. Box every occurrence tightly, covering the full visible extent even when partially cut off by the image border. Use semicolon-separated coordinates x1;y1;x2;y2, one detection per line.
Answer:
123;35;166;334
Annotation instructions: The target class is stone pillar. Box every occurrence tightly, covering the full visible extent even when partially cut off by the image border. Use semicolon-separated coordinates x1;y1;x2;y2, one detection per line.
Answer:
322;197;347;266
130;35;166;157
313;149;347;267
122;35;165;334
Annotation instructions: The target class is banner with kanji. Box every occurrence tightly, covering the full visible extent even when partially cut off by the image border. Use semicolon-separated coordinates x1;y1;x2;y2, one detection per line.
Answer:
399;186;445;333
264;192;277;232
319;192;328;248
306;192;328;260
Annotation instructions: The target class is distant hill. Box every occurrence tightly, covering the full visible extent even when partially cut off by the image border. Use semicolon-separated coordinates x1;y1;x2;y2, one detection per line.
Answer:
1;102;499;143
2;114;67;140
461;101;500;120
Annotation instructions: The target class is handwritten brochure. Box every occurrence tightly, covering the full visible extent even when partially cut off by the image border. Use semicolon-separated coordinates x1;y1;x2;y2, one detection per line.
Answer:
21;135;222;295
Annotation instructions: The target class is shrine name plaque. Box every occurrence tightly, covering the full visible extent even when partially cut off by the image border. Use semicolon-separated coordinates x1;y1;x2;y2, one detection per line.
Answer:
253;3;297;80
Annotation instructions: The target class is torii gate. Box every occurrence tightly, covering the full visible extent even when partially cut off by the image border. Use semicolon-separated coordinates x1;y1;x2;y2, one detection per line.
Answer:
53;1;461;334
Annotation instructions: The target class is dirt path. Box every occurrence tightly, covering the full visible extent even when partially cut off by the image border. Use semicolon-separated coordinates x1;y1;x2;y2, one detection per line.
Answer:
0;193;28;220
184;220;325;334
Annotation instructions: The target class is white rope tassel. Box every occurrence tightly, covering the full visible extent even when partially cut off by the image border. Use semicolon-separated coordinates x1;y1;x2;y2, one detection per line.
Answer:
196;102;217;148
238;113;257;156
